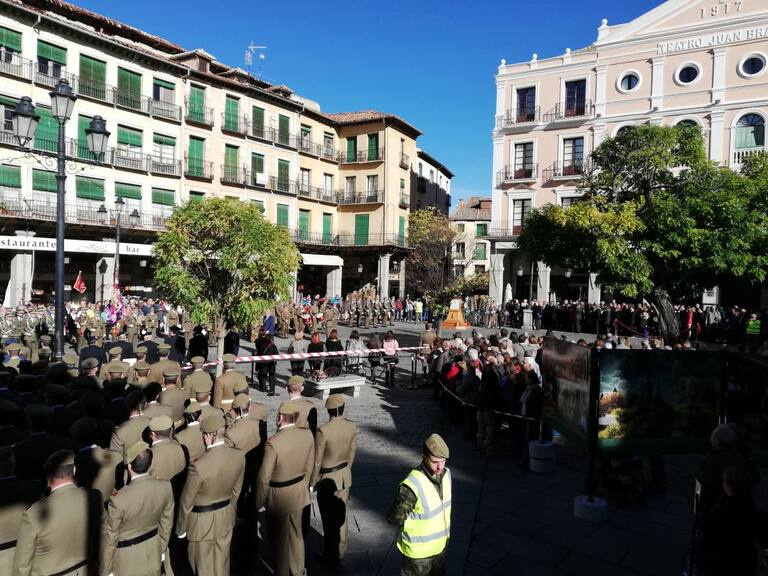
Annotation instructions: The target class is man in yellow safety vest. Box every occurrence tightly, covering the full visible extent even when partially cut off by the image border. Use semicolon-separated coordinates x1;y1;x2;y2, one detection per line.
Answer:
387;433;452;576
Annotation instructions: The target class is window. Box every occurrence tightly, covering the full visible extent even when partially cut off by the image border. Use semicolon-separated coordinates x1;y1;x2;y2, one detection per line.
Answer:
455;242;465;257
399;216;406;241
476;223;488;236
322;213;332;244
34;107;59;153
514;142;534;178
345;176;356;199
116;125;144;169
188;85;206;123
675;63;700;85
75;176;104;202
562;137;584;175
0;165;21;188
323;132;334;158
76;115;96;160
32;169;56;192
0;26;22;57
400;178;405;189
418;162;423;177
564;79;586;116
187;136;205;177
354;214;369;246
153;134;176;163
454;265;465;277
223;145;239;181
429;169;434;182
252;199;265;213
153;78;175;103
252;106;265;138
739;54;766;78
561;196;579;208
323;174;333;194
367;175;379;200
298;209;310;240
367;133;379;160
616;125;634;137
1;96;17;131
474;265;486;274
189;191;205;204
346;137;357;162
474;243;487;260
37;40;66;78
251;153;265;186
456;223;465;233
300;124;311;152
79;55;106;99
116;67;142;109
224;96;240;131
115;182;142;213
276;204;289;228
512;199;531;234
516;87;536;121
299;168;310;193
278;114;290;145
152;188;175;219
735;114;765;151
676;119;698;129
277;159;290;192
618;72;640;92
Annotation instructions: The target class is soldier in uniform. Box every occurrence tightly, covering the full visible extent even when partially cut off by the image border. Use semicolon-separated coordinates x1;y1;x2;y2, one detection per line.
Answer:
176;401;205;461
212;353;245;411
324;304;338;337
176;412;245;576
102;441;175;576
286;375;317;435
131;360;152;389
110;389;151;463
181;312;194;349
100;346;130;381
0;446;40;574
256;402;315;576
148;343;181;385
387;434;452;576
312;394;358;563
191;378;223;422
183;357;210;398
159;369;187;429
70;417;120;506
148;415;187;484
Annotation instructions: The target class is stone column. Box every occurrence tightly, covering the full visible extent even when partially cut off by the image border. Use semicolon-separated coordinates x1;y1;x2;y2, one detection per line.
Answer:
594;65;608;117
709;110;725;164
489;249;504;304
96;256;115;304
2;231;36;308
711;47;726;104
326;266;342;299
650;57;664;110
398;260;406;299
377;253;391;300
536;261;551;303
587;272;601;304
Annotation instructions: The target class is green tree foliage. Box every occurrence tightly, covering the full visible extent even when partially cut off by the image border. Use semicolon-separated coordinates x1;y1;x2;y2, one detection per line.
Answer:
517;125;768;342
407;208;456;296
429;272;489;318
153;198;300;332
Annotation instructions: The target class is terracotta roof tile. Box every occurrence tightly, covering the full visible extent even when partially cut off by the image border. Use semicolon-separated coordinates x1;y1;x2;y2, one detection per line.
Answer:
450;196;492;221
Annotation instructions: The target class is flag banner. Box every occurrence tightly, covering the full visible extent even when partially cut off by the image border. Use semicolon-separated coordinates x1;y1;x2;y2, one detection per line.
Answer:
73;271;86;294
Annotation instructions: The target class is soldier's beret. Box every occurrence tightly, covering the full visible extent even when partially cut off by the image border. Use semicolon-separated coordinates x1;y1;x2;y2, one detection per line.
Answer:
162;368;180;379
278;402;298;417
126;441;149;463
5;343;21;352
184;400;201;415
108;364;125;375
38;347;52;356
134;361;150;372
135;346;147;355
149;415;173;432
108;346;122;356
325;394;345;410
200;412;225;433
287;375;304;387
190;356;205;364
192;379;212;394
44;449;75;472
81;357;99;370
232;393;250;409
222;353;237;363
158;343;171;351
62;353;77;366
424;433;450;459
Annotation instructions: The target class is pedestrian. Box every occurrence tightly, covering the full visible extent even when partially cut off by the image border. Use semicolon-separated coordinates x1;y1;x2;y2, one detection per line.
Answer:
387;434;452;576
307;332;324;372
344;330;366;374
324;329;344;374
383;331;400;387
288;331;308;376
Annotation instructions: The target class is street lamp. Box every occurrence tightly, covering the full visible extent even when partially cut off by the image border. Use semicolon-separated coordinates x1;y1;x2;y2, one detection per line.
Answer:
98;196;140;302
11;78;110;360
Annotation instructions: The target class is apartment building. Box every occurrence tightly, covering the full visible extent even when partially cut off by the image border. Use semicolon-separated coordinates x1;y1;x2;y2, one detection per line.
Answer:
449;197;491;278
489;0;768;306
0;0;429;305
411;149;452;215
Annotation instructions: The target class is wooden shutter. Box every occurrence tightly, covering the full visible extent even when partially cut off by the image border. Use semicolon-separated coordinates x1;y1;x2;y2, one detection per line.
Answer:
189;86;205;122
34;107;59;153
115;182;142;200
224;96;239;131
346;137;357;161
152;188;175;206
323;213;332;244
32;169;56;192
367;133;378;160
76;176;105;201
354;214;369;246
252;106;265;137
276;204;289;228
37;40;66;64
0;26;22;52
299;209;310;239
0;165;21;188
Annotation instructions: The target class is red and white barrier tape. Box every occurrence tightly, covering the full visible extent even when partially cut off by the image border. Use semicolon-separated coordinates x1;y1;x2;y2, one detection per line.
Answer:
195;346;424;369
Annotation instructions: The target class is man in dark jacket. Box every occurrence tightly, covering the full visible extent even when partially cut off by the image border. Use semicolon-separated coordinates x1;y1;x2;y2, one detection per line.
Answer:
477;357;502;455
78;336;108;370
187;326;208;361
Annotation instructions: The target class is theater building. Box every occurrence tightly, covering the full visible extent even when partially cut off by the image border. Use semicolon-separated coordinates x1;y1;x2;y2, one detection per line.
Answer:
488;0;768;306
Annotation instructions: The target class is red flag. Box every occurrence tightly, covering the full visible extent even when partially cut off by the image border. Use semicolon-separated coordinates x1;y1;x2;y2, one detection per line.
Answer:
73;270;86;294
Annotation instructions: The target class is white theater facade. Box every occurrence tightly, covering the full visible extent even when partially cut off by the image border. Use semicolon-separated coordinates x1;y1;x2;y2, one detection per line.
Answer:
488;0;768;306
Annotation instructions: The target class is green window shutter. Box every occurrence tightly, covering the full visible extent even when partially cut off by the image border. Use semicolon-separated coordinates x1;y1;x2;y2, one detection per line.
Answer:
276;204;289;228
0;26;22;52
354;214;369;246
476;223;487;236
152;188;175;206
117;126;143;147
400;178;405;189
224;145;239;167
77;115;94;159
224;96;239;131
153;78;175;90
189;191;205;204
253;200;265;213
115;182;142;200
37;40;66;64
252;106;265;136
79;55;106;99
76;176;104;201
32;169;57;192
117;68;142;108
251;153;264;174
188;137;204;176
399;216;405;240
278;114;290;144
346;137;357;161
299;209;310;239
34;107;59;153
278;159;289;187
0;165;21;188
475;243;486;260
189;85;205;122
322;213;332;244
153;133;176;146
367;133;378;159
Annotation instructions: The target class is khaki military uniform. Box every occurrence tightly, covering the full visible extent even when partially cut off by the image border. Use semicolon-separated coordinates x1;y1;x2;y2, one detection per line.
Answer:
159;385;187;427
177;442;245;576
149;439;187;482
287;396;317;435
176;423;205;462
183;370;212;399
111;415;151;463
212;369;246;410
148;359;181;387
143;402;173;421
75;446;121;506
100;359;130;381
324;306;337;336
312;416;358;560
0;477;39;574
256;425;315;576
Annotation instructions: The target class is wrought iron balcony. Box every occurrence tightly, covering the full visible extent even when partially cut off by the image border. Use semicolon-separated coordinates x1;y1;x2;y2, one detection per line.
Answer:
496;164;539;187
0;50;32;80
149;98;182;122
269;176;297;195
337;190;384;205
113;91;150;114
147;156;181;177
34;62;77;89
544;100;594;122
320;144;340;162
298;137;320;157
495;106;541;129
297;184;338;204
399;193;410;208
543;159;588;180
399;152;410;170
247;170;268;188
184;158;214;180
221;165;247;185
221;113;248;135
289;228;339;246
273;128;298;149
185;102;215;127
113;148;146;171
485;221;525;238
336;233;408;248
342;148;384;163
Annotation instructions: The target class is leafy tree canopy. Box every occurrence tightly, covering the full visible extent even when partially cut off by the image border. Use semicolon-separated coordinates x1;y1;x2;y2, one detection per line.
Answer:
153;198;300;331
407;208;456;296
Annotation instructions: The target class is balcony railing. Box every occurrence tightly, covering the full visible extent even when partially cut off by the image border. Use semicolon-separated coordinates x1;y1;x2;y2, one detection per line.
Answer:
290;228;339;246
732;147;765;166
0;50;33;80
149;98;182;122
544;100;594;122
269;176;297;195
221;165;247;185
342;148;384;163
399;152;410;170
184;158;214;180
273;129;298;149
298;137;320;157
337;190;384;205
336;233;408;248
399;193;410;208
113;148;146;171
496;163;539;187
543;159;588;180
34;62;77;89
185;102;215;127
320;144;340;162
114;91;150;114
495;106;541;129
486;221;525;237
147;156;181;177
297;184;338;204
221;113;248;135
247;170;268;188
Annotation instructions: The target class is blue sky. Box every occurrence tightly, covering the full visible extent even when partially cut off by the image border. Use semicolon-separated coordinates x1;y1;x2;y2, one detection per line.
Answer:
77;0;662;204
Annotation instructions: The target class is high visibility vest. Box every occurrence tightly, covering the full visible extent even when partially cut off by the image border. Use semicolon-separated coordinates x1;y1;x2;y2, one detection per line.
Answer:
397;468;452;559
746;319;761;335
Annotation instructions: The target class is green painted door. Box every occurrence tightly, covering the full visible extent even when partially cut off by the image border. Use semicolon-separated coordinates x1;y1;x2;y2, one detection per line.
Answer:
399;216;406;244
117;67;142;109
299;209;310;240
278;114;290;145
346;137;357;162
277;159;290;192
188;85;205;122
224;145;238;180
354;214;369;246
224;96;239;131
322;213;332;244
276;204;289;228
188;137;204;176
367;133;378;160
79;55;106;99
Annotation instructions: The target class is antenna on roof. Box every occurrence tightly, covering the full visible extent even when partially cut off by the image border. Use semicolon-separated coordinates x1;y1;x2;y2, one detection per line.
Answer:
244;42;267;78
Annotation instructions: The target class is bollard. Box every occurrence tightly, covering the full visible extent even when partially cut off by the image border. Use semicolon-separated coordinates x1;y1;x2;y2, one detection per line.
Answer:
410;353;416;389
574;495;608;522
529;440;556;474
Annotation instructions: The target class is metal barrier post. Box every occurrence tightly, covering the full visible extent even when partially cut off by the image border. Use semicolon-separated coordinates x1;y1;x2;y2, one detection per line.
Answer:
410;353;416;390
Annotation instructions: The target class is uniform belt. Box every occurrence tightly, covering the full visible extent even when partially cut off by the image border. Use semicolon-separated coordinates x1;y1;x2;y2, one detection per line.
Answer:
0;539;16;551
320;461;348;474
117;528;158;548
192;499;230;513
49;558;88;576
269;474;304;488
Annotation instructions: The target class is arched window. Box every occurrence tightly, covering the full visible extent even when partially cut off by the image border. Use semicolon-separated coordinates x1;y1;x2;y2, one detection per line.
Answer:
735;114;765;150
676;119;697;128
616;125;633;137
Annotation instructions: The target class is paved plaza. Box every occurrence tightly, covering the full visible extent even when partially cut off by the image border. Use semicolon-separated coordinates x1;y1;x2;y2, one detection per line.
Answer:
224;321;766;576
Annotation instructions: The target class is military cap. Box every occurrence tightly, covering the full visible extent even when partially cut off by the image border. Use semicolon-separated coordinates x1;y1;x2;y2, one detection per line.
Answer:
38;347;52;357
287;375;304;387
135;346;147;355
5;343;21;352
149;415;173;432
158;343;171;351
45;449;75;471
184;400;201;414
62;353;77;366
108;364;125;375
192;378;212;394
424;433;449;459
108;346;122;356
162;368;180;379
126;441;149;463
39;334;52;343
133;360;151;372
190;356;205;364
325;394;345;410
200;412;225;433
80;357;99;370
278;402;299;416
222;353;237;363
232;393;250;409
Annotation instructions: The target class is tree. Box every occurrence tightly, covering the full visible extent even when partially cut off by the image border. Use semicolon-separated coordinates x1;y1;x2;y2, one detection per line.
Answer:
517;125;768;342
407;208;456;296
153;198;300;358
